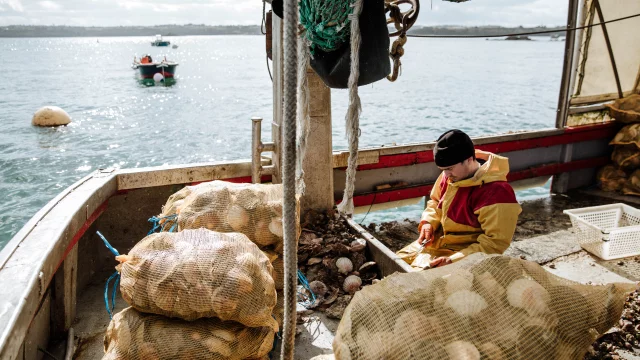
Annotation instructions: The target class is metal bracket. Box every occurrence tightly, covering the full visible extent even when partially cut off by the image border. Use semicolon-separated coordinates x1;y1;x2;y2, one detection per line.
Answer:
251;117;276;183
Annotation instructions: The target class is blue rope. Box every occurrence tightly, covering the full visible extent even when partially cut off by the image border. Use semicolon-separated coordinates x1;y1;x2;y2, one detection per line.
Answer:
104;270;120;319
97;231;121;318
147;214;178;235
297;269;316;307
97;231;120;256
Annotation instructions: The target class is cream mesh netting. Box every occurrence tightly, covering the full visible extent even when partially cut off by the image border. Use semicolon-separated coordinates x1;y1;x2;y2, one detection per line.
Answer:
155;180;298;293
117;228;278;329
176;181;285;247
103;307;275;360
333;253;636;360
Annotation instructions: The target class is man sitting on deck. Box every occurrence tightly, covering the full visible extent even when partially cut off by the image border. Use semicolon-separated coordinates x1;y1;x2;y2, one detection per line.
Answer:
397;129;522;269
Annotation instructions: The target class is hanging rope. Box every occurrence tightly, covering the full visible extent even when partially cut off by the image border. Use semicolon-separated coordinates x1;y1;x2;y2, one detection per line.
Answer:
336;0;363;216
281;0;299;356
296;34;312;195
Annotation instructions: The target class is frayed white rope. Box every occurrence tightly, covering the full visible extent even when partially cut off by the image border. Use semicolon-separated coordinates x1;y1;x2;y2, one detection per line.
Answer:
337;0;363;216
296;34;312;195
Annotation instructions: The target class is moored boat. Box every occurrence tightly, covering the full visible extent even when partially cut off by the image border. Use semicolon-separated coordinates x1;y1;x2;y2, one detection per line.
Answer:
150;34;170;46
134;55;178;80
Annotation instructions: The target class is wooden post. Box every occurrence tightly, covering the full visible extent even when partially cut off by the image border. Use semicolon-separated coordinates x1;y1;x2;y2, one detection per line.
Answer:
271;13;284;184
301;68;334;212
51;243;77;339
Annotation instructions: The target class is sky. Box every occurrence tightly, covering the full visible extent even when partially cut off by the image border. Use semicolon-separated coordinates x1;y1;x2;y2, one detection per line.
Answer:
0;0;568;27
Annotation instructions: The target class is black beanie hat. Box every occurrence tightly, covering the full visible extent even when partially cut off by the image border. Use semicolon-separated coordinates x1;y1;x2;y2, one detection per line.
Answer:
433;129;475;167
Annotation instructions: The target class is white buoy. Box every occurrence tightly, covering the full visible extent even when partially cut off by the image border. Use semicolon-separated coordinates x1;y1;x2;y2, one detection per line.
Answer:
32;106;71;127
153;73;164;82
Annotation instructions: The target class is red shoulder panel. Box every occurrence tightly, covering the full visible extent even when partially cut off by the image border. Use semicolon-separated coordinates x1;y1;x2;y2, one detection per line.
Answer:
446;181;517;228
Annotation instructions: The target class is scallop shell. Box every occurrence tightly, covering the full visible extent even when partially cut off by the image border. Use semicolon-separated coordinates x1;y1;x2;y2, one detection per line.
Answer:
309;280;328;297
506;278;550;315
268;217;284;238
446;290;488;317
444;269;474;295
254;220;276;247
343;275;362;294
445;341;480;360
350;238;366;252
227;205;249;231
336;257;353;275
358;261;376;272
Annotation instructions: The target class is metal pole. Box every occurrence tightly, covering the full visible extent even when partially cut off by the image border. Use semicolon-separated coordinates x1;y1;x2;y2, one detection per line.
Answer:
568;0;588;100
555;0;581;129
281;0;298;357
251;117;263;184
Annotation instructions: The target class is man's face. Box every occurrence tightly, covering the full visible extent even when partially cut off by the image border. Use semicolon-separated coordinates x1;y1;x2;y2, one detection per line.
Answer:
438;157;473;182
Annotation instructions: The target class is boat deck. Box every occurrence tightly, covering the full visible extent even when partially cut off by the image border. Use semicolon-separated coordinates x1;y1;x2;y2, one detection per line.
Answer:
70;189;640;360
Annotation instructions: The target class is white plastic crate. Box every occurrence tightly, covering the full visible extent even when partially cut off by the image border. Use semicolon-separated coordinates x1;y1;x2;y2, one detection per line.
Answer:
563;203;640;260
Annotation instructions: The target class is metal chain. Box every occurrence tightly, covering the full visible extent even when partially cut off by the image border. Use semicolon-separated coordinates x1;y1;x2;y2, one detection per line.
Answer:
385;0;419;82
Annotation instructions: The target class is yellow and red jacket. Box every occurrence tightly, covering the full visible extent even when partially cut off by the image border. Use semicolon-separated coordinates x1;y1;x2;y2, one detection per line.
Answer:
401;150;521;266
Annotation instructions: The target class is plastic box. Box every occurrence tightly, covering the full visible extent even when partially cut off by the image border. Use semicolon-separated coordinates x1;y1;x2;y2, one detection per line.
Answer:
563;203;640;260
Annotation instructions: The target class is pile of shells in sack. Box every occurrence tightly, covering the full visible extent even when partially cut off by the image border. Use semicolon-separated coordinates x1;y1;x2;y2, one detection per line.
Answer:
585;289;640;359
297;209;380;319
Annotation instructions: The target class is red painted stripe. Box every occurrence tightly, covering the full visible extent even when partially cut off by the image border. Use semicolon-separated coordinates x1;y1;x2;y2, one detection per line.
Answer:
53;201;108;277
506;156;610;182
339;123;618;172
343;156;610;207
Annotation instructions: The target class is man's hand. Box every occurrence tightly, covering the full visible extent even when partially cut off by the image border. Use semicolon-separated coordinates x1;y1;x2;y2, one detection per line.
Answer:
429;257;452;268
417;223;434;246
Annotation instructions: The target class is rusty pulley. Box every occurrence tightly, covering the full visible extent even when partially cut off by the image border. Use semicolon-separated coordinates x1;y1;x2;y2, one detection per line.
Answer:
385;0;419;82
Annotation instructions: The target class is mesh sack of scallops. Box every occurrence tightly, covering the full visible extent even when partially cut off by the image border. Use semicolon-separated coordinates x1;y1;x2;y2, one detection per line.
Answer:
605;94;640;124
333;253;636;360
154;181;227;230
622;169;640;196
610;123;640;148
116;229;278;329
597;164;628;192
612;145;640;171
172;181;298;251
103;307;275;360
261;249;284;291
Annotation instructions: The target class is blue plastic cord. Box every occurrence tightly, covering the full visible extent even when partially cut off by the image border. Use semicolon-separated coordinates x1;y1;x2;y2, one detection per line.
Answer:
97;231;120;256
104;270;120;319
147;214;178;235
296;269;316;307
97;231;121;318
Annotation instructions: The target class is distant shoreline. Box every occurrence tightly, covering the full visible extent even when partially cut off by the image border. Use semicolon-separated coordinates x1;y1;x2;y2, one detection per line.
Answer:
0;24;565;38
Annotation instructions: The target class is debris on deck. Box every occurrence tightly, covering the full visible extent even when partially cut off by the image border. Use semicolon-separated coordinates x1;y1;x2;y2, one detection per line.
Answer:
297;209;380;320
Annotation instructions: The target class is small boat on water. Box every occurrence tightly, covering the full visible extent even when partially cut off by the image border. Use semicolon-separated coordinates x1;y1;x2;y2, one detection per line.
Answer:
150;34;170;47
172;44;178;49
132;54;178;80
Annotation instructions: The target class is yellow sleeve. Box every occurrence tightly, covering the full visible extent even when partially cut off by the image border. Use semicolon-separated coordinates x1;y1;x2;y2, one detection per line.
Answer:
419;173;445;232
449;202;522;262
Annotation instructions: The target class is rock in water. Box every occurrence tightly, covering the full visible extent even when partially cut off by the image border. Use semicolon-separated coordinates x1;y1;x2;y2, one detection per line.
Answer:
32;106;71;127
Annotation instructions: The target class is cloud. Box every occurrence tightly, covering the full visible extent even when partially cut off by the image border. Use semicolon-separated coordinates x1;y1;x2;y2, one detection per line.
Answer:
0;0;567;27
38;0;60;10
0;0;24;12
